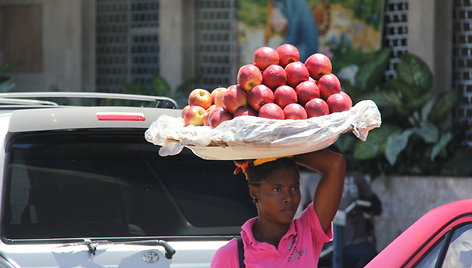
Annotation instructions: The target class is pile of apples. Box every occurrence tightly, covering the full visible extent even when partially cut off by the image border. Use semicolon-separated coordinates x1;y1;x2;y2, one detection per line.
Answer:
182;44;352;128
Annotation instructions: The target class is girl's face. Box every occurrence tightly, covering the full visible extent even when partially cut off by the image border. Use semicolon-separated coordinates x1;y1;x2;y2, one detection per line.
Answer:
250;167;301;225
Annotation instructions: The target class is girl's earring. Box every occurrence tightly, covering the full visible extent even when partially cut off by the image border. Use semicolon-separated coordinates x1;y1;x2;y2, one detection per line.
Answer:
253;199;258;204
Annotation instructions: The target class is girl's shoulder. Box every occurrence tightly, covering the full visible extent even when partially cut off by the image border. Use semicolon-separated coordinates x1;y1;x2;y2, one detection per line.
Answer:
210;238;239;268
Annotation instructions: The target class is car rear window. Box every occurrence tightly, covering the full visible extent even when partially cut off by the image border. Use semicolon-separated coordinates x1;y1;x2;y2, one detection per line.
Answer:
2;130;256;240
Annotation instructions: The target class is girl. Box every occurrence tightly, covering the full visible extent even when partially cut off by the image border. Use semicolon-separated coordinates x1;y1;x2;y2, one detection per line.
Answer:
210;149;346;267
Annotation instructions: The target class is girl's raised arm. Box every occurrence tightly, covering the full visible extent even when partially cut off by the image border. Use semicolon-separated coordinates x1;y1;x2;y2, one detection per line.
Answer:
295;149;346;233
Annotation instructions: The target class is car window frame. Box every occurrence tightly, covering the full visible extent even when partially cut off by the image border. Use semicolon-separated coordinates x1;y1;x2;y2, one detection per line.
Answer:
408;215;472;267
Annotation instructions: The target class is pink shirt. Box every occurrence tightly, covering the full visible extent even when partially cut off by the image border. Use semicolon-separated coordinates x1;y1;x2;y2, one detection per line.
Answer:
210;203;333;268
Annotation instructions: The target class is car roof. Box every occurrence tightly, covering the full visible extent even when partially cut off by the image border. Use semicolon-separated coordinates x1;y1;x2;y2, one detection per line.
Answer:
0;92;182;132
366;198;472;268
8;106;181;132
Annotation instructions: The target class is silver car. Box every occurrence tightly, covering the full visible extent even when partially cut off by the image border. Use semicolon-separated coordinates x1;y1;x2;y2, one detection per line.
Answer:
0;92;255;268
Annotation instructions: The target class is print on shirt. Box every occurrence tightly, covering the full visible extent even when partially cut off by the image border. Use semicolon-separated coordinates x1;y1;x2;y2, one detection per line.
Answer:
288;246;307;262
288;236;307;262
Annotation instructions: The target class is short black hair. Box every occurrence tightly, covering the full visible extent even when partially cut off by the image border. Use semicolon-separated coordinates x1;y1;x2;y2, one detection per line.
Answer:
235;157;298;186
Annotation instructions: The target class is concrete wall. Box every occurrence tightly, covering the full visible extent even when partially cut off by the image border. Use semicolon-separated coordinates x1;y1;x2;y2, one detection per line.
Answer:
0;0;95;92
371;176;472;251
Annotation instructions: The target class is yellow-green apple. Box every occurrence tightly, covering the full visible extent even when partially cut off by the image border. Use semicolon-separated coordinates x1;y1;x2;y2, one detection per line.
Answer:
285;62;309;87
274;85;297;108
211;87;227;107
276;44;300;67
262;64;287;89
253;46;279;70
183;105;207;126
305;53;332;80
209;107;233;128
295;80;320;106
318;73;341;100
258;103;285;120
305;98;329;118
203;105;217;126
223;84;247;114
327;92;352;113
188;88;212;109
247;84;275;111
234;106;258;117
237;64;263;91
181;105;191;119
283;103;308;120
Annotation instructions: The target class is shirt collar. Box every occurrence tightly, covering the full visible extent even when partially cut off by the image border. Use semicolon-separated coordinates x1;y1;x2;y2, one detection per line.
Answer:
241;217;298;245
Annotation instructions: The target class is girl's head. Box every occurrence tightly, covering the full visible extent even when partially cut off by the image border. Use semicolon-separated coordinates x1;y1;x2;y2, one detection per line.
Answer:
234;157;301;224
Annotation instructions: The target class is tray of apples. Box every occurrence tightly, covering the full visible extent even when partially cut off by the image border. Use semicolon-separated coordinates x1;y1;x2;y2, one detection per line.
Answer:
145;44;381;160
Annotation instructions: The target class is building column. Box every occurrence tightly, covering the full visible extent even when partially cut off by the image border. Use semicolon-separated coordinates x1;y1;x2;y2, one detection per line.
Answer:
408;0;453;93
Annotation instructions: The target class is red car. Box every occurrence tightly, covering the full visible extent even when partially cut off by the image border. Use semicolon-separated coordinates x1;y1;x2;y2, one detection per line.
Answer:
366;198;472;268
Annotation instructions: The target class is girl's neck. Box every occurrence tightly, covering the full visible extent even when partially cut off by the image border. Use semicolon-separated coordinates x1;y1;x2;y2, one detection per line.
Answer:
252;218;290;248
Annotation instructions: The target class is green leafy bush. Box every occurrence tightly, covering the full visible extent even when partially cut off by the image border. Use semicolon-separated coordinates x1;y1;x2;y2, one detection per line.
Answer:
336;50;472;177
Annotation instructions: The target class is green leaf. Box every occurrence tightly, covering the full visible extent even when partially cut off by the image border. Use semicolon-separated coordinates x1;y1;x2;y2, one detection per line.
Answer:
354;124;400;160
355;48;392;91
151;76;172;96
413;121;438;143
361;90;408;117
385;129;414;165
396;53;433;91
431;132;453;161
404;90;434;112
175;75;201;94
451;149;472;176
427;89;461;124
386;79;415;102
339;78;356;99
334;134;356;153
362;90;402;108
387;79;431;105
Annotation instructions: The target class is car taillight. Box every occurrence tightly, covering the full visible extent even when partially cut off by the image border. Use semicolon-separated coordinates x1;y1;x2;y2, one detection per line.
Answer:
96;112;146;121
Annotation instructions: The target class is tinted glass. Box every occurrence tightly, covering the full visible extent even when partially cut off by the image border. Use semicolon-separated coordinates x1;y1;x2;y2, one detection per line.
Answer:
442;223;472;268
3;131;256;239
415;236;446;268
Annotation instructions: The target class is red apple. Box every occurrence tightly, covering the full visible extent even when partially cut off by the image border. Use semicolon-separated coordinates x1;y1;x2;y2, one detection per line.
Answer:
183;105;207;126
305;98;329;118
295;80;320;106
285;62;309;87
181;105;191;119
305;53;332;80
223;84;247;114
262;64;287;89
211;87;227;107
237;64;263;91
274;85;297;108
247;84;275;111
318;74;341;100
258;103;285;120
276;44;300;67
209;107;233;128
283;103;308;120
188;88;212;110
327;92;352;113
234;106;258;117
203;105;217;126
253;46;279;70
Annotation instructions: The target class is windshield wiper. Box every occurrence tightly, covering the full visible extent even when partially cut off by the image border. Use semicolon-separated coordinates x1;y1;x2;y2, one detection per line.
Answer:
67;238;176;259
